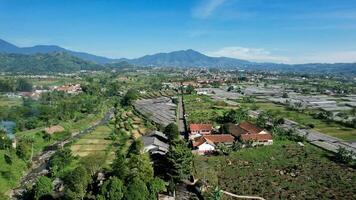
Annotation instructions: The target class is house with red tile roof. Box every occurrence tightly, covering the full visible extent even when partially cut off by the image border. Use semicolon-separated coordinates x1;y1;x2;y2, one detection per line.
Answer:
235;122;273;146
240;133;273;144
190;123;213;135
191;134;235;154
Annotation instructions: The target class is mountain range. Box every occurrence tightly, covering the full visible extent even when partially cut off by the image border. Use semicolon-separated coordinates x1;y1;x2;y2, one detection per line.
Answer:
0;38;356;75
0;52;103;73
0;39;113;64
0;39;252;67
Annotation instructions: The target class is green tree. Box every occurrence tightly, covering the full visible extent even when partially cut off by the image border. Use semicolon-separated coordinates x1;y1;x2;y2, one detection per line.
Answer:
16;78;33;92
186;85;195;94
126;154;154;183
151;82;163;90
350;107;356;116
80;153;106;177
256;111;271;128
164;123;179;143
210;186;222;200
121;89;139;106
125;178;149;200
0;129;12;150
63;166;91;200
219;109;248;124
112;154;129;180
148;177;166;200
99;177;124;200
166;140;193;182
216;143;231;155
335;147;355;164
32;176;53;200
49;148;74;177
16;139;32;160
211;81;221;88
127;139;143;157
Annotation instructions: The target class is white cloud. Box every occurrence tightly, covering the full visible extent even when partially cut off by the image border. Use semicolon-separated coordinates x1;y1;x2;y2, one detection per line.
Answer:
207;46;290;63
208;47;356;64
192;0;226;19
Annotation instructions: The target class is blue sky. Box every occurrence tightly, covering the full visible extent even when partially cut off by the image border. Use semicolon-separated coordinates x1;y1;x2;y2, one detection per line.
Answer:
1;0;356;63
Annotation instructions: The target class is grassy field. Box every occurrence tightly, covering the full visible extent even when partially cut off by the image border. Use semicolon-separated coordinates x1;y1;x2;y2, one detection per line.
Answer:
71;125;113;159
194;140;356;200
0;150;28;195
70;108;151;165
184;94;231;125
0;96;22;107
242;102;356;141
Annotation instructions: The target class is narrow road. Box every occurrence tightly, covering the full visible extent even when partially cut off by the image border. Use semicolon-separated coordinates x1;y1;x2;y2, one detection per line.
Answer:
9;108;114;199
177;95;188;139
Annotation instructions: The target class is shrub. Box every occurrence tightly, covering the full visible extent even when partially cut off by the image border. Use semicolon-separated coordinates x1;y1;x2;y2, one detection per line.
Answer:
335;147;355;164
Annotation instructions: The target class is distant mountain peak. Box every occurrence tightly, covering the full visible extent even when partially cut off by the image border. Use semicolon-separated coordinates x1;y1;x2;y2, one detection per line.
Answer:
0;39;20;52
128;49;250;67
0;38;114;64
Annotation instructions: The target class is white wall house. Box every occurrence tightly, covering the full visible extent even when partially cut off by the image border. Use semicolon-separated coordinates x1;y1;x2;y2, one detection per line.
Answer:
194;142;215;155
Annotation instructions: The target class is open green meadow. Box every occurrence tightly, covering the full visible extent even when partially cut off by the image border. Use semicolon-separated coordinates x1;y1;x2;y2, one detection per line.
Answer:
242;102;356;141
71;125;113;159
0;96;22;107
184;94;231;125
0;150;28;195
194;140;356;199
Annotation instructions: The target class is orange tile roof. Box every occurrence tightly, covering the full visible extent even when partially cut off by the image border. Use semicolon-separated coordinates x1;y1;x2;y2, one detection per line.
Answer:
240;133;273;142
239;122;263;134
190;124;213;132
192;134;234;147
224;123;248;137
192;136;207;147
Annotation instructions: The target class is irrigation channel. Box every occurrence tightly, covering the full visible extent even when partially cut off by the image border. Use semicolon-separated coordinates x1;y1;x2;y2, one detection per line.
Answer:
9;108;114;200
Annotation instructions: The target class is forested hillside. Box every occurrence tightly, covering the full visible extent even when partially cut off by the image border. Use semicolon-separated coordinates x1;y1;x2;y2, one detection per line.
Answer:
0;52;103;73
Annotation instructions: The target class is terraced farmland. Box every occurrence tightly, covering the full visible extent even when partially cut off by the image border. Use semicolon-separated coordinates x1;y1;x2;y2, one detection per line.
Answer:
116;109;150;139
139;89;178;99
71;125;113;157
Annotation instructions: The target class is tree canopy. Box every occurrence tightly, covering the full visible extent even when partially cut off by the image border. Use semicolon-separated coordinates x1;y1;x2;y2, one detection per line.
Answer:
99;177;124;200
121;89;139;106
32;176;53;200
166;140;193;182
63;166;91;200
164;123;179;143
